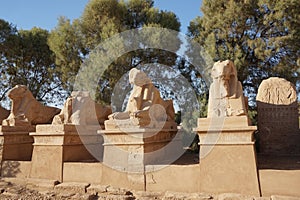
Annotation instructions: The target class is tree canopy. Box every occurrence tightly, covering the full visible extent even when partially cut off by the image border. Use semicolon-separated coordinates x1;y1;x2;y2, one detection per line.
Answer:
48;0;183;105
188;0;300;104
0;19;65;107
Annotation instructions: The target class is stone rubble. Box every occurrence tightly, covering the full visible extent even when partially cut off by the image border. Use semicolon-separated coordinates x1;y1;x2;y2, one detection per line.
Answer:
1;178;300;200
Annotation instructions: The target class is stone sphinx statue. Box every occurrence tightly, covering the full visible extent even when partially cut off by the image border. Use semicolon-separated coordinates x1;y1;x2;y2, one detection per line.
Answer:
106;68;176;129
2;85;61;126
0;105;10;125
207;60;247;118
52;91;112;126
256;77;297;105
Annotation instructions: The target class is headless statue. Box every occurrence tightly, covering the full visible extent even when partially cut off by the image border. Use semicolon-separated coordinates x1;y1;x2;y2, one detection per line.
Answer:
52;91;112;126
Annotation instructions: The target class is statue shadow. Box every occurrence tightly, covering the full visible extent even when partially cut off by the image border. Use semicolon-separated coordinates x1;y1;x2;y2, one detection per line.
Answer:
0;144;22;177
257;154;300;170
0;160;21;177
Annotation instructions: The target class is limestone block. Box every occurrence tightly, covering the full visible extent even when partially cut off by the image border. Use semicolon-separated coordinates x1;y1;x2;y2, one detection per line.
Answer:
100;128;180;168
0;125;35;161
30;145;64;181
99;127;182;191
163;191;213;200
195;123;259;196
198;142;260;195
259;168;300;197
63;162;102;184
30;125;104;181
271;195;300;200
101;164;145;191
26;178;59;190
217;193;256;200
86;184;108;194
146;164;200;193
54;182;90;194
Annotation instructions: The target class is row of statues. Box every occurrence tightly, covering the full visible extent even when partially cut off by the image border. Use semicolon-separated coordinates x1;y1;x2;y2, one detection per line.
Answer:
0;60;250;128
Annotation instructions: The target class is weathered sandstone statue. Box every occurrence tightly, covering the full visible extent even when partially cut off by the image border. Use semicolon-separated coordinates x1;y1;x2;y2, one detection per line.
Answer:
52;91;112;125
257;77;297;105
207;60;247;118
107;68;176;128
0;106;10;125
2;85;61;126
256;77;299;154
194;61;259;195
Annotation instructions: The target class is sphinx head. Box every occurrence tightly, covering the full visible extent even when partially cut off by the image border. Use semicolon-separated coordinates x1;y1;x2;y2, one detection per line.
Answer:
7;85;29;99
211;60;237;98
129;68;152;87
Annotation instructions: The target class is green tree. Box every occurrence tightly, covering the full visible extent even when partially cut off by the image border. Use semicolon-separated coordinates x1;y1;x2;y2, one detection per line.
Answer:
48;0;182;105
48;17;86;92
0;19;17;103
0;20;65;106
188;0;300;104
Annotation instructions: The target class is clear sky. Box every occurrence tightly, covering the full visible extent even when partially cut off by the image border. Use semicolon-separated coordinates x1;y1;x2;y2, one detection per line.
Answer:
0;0;202;34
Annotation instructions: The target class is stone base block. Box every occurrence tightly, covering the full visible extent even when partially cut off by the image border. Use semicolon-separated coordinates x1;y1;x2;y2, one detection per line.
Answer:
258;155;300;197
99;128;182;169
26;178;60;190
259;169;300;197
54;182;90;194
30;125;104;181
0;125;35;161
104;119;178;131
196;116;251;130
101;164;145;191
195;118;260;196
145;164;200;193
30;145;64;180
63;162;102;184
198;144;260;195
98;127;182;190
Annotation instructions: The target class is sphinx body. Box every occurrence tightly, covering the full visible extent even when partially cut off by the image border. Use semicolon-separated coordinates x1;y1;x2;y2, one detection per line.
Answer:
106;68;176;129
2;85;61;126
52;91;112;126
207;60;247;118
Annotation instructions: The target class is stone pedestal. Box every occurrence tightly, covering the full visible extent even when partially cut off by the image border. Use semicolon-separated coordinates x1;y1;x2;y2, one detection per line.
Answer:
256;77;300;155
98;127;181;190
194;116;260;196
0;125;35;162
257;102;300;155
30;125;103;181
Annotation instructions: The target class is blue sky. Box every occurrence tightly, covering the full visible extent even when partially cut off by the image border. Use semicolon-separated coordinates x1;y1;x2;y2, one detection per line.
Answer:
0;0;202;34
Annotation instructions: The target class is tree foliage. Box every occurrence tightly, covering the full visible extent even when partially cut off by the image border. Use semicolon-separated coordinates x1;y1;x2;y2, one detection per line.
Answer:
188;0;300;103
0;19;65;106
48;0;182;104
